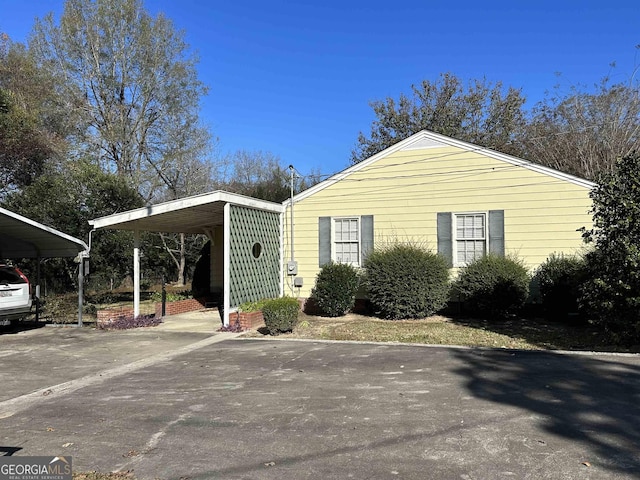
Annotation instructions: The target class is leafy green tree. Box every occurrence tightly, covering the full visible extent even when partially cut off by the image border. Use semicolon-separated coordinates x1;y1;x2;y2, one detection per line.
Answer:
580;152;640;342
0;35;69;196
351;73;527;164
29;0;212;202
2;161;144;292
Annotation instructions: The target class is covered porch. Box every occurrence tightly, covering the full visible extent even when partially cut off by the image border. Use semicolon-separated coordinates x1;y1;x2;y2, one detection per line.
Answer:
89;191;283;325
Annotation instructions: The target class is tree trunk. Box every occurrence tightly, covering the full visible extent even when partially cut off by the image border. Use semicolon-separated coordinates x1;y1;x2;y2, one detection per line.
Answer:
177;232;186;286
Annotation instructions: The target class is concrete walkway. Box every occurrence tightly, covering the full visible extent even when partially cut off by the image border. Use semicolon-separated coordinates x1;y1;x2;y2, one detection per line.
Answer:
154;309;222;333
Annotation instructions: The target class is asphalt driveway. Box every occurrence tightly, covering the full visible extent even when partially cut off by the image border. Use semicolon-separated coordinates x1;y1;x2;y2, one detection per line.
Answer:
1;326;639;479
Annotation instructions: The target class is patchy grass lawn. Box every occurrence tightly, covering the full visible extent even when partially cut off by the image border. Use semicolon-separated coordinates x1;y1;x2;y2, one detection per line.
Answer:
246;312;637;353
74;473;133;480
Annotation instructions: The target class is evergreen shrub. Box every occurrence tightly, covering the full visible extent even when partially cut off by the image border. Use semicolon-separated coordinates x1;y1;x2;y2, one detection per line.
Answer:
262;297;300;335
363;243;449;319
310;262;360;317
579;152;640;344
454;254;529;319
533;253;586;322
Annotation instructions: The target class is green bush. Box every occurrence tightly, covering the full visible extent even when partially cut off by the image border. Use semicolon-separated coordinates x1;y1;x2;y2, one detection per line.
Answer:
310;262;360;317
580;248;640;343
454;254;529;319
363;243;450;319
238;298;270;313
533;253;587;322
262;297;300;335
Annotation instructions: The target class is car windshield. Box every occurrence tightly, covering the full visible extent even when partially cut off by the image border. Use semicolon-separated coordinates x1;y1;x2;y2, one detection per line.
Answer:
0;267;27;285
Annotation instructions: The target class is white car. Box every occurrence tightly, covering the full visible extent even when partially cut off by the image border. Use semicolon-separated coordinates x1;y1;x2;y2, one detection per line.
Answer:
0;264;33;326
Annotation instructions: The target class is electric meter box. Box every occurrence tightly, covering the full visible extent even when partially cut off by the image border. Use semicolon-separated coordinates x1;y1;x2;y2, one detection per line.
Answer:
287;261;298;276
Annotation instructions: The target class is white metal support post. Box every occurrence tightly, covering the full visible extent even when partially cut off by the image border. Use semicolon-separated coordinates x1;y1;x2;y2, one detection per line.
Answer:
77;255;84;327
223;203;231;326
133;229;140;318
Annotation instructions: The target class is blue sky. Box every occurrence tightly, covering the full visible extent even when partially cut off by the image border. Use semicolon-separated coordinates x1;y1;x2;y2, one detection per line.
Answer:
2;0;638;177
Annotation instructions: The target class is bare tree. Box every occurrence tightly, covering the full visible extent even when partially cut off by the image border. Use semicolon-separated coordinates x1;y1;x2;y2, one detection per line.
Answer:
29;0;213;201
219;150;321;202
155;144;218;286
518;75;640;181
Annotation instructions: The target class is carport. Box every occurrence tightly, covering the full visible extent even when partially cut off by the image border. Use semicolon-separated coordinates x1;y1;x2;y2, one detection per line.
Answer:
0;206;89;324
89;191;283;325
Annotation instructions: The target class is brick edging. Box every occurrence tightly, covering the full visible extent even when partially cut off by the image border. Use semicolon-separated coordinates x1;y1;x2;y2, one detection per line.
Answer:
232;310;264;330
154;298;209;317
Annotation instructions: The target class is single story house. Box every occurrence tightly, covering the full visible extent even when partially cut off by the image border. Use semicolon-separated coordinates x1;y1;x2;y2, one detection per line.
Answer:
90;130;595;324
282;130;595;301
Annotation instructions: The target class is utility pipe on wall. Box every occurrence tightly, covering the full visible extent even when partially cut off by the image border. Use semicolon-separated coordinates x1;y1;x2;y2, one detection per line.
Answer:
289;165;295;263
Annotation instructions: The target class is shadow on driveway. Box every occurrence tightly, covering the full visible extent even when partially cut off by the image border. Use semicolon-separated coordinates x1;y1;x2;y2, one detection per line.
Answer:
452;348;640;477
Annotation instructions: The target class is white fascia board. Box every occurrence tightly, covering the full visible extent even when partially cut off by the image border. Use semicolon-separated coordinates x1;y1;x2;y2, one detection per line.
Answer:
283;133;426;206
222;191;284;213
418;130;597;190
90;190;283;229
0;207;89;251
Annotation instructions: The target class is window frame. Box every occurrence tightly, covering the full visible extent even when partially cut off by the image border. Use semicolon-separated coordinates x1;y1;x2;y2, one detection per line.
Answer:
331;216;362;267
452;211;488;267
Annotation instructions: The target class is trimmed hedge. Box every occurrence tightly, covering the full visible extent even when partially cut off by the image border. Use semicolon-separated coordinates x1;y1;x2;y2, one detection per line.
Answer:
262;297;300;335
363;243;450;319
311;262;360;317
533;253;587;322
454;254;529;319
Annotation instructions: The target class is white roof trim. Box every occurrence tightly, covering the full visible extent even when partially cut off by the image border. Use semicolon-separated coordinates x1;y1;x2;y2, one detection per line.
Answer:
90;190;283;230
0;207;88;249
0;206;89;251
285;130;595;206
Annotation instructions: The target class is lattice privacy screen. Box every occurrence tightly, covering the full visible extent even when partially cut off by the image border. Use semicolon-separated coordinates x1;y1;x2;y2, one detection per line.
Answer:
228;205;280;308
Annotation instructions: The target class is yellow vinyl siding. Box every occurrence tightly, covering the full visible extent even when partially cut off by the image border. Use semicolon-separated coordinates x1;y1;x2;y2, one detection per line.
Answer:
283;143;593;298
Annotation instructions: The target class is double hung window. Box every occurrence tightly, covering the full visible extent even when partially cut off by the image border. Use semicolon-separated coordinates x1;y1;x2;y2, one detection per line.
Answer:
437;210;504;268
455;213;486;266
318;215;374;268
334;217;360;266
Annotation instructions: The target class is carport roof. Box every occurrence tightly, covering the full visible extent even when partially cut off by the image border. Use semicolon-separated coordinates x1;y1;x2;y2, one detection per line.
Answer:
89;190;284;234
0;207;89;259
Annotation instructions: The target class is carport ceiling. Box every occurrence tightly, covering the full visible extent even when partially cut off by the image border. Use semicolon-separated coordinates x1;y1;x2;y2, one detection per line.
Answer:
0;207;89;259
89;190;284;234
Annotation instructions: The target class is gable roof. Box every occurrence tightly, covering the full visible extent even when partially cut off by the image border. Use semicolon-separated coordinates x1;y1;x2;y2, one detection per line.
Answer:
286;130;596;205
